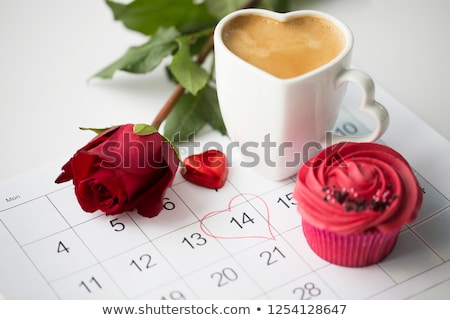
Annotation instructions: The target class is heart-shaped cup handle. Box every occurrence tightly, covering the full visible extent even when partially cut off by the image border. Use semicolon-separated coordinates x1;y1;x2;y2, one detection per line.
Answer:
329;68;390;144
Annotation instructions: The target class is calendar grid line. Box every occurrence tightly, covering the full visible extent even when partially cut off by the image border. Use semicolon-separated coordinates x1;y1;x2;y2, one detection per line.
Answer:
2;85;449;300
179;201;269;298
384;254;448;287
0;218;61;299
164;182;245;299
369;260;450;299
3;160;445;296
266;269;343;300
411;203;450;228
46;260;99;285
260;238;339;299
174;177;291;298
41;204;131;298
46;190;103;226
18;226;74;248
126;212;202;299
414;170;450;203
416;204;450;227
408;208;450;263
402;224;447;264
148;182;244;299
273;227;346;299
0;184;69;214
375;228;419;286
63;220;130;299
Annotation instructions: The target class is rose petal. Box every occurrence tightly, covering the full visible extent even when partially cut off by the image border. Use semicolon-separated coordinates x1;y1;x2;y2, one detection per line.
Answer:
55;124;179;217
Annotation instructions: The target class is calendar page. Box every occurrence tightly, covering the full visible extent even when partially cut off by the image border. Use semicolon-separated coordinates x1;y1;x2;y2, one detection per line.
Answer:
1;85;449;300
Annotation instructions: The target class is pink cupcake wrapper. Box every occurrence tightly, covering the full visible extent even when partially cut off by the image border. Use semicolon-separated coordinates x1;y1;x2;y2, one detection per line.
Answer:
302;219;400;267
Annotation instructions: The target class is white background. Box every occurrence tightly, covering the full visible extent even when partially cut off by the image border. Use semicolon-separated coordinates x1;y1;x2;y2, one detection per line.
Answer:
1;0;449;181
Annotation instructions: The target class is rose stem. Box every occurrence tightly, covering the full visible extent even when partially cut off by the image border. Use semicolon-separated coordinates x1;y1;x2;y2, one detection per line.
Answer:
151;0;261;130
151;35;214;130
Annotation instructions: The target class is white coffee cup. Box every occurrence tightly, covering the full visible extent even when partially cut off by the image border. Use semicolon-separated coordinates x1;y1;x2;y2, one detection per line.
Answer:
214;9;389;181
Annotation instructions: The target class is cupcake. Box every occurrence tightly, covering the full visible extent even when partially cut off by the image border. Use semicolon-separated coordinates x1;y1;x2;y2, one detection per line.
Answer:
293;142;423;267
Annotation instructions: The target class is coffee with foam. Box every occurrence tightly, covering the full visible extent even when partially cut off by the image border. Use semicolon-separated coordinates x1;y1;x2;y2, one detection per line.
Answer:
222;14;346;79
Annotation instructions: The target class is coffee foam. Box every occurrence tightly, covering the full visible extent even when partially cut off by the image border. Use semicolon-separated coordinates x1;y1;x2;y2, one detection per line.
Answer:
222;15;346;79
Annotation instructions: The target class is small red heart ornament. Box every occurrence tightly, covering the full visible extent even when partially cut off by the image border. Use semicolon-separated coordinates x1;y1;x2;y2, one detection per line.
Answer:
181;150;228;189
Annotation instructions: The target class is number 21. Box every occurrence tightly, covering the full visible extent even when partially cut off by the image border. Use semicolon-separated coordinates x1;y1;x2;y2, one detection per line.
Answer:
259;246;286;266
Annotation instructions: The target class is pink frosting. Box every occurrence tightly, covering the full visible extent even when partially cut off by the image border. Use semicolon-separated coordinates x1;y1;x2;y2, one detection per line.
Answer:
293;142;423;235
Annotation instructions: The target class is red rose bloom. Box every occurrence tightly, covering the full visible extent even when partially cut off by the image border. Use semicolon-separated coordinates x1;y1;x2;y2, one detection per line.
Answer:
55;124;179;218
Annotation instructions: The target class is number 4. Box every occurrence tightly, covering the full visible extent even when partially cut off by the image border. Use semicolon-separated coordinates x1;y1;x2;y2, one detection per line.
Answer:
57;241;69;253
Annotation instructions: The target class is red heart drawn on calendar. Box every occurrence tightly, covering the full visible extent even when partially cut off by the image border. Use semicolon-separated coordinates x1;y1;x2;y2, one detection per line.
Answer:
200;193;275;240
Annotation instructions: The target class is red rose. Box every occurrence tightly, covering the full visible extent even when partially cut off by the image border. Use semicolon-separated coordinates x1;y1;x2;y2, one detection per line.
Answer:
55;124;179;218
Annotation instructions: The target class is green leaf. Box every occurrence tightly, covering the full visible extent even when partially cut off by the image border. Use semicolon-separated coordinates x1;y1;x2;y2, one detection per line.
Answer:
169;36;209;95
205;0;249;19
79;126;113;134
205;0;292;18
261;0;292;12
105;0;216;36
160;134;182;163
91;27;179;79
164;85;227;142
163;92;206;142
133;123;157;135
196;85;227;135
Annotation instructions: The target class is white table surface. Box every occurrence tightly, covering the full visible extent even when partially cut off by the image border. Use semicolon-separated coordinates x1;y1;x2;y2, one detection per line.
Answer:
1;0;449;181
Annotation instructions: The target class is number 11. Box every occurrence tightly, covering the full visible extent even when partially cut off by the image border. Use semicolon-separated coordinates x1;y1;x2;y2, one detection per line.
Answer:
79;277;102;293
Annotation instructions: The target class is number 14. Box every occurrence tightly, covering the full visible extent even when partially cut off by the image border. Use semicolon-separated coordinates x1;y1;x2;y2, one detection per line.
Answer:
230;212;254;228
